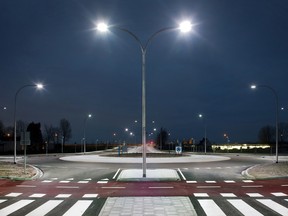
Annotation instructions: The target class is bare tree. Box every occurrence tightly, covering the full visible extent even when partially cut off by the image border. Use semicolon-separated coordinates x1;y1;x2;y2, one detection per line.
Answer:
258;125;275;144
279;122;288;143
59;118;72;144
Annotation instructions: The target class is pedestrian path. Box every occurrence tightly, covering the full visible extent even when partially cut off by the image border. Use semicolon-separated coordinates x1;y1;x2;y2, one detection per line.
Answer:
0;192;288;215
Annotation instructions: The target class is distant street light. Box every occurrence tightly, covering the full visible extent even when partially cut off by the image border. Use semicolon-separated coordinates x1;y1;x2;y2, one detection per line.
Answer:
13;83;44;164
97;20;193;177
198;114;207;154
83;113;92;154
251;84;279;163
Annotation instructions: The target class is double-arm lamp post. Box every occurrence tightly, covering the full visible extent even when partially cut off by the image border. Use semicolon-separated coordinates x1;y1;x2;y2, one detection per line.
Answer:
13;83;44;164
97;21;193;177
251;84;279;163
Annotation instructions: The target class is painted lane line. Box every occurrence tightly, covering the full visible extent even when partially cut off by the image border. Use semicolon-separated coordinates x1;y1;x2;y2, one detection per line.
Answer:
16;185;36;188
83;194;98;198
0;199;7;203
177;168;186;181
63;200;93;216
205;181;216;183
224;180;235;183
113;168;121;180
148;187;174;189
246;193;263;197
281;185;288;187
194;193;209;197
55;194;71;198
5;192;22;197
198;199;226;216
0;199;34;216
77;181;89;184
42;180;53;183
84;178;92;181
186;180;197;183
29;193;46;198
271;192;288;197
242;180;254;183
60;181;70;183
26;200;63;216
220;193;237;197
257;199;288;216
101;187;126;189
66;178;74;181
56;186;79;189
97;180;108;183
227;199;263;216
242;185;263;188
197;186;221;189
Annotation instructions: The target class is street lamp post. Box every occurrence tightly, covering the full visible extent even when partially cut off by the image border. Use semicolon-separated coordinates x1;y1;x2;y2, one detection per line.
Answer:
13;83;43;164
198;114;207;154
251;84;279;163
97;21;193;177
83;114;92;154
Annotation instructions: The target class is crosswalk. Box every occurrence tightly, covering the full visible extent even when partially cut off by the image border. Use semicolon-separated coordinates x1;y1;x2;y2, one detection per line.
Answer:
0;192;287;215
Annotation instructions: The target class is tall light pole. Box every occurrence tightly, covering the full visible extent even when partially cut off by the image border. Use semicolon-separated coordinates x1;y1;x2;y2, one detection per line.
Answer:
198;114;207;154
13;83;44;164
83;114;92;154
251;84;279;163
97;21;193;177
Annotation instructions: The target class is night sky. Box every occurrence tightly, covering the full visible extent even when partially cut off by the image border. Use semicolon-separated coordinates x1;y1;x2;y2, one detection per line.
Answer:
1;0;288;144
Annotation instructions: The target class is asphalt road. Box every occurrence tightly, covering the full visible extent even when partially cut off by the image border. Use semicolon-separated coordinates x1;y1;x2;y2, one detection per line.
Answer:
25;152;271;182
1;152;287;215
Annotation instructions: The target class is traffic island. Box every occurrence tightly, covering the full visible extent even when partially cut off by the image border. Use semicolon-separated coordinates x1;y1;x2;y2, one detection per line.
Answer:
117;169;181;181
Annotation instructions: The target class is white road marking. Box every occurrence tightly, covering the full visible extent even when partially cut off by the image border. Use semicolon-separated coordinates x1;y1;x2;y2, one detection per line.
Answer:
0;199;7;203
77;181;89;184
83;194;98;198
63;200;93;216
271;192;288;197
220;193;236;197
227;199;263;216
148;187;174;189
242;185;263;188
97;181;108;184
41;180;53;183
60;181;70;183
101;187;126;189
198;199;226;216
56;186;79;189
257;199;288;216
0;199;34;216
197;186;221;189
242;180;254;183
5;192;22;197
206;181;216;183
55;194;71;198
246;193;263;197
84;178;92;181
16;185;36;188
113;168;121;179
177;168;186;180
66;178;74;181
224;180;235;183
26;200;63;216
29;193;46;198
194;193;209;197
186;180;197;183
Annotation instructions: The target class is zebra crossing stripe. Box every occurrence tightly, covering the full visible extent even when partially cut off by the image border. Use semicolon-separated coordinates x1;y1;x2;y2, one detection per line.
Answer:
26;200;63;216
198;199;226;216
227;199;263;216
63;200;93;216
0;199;34;216
0;199;7;203
257;199;288;216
